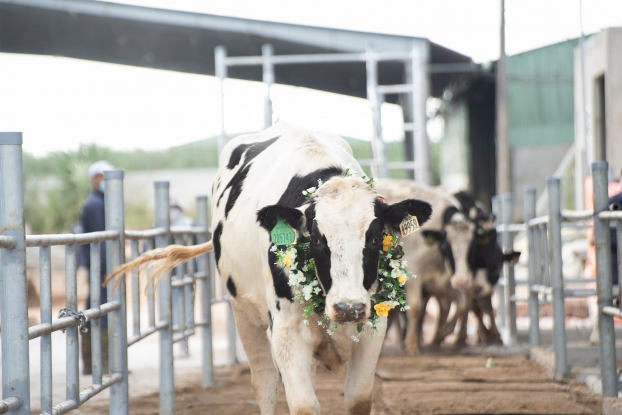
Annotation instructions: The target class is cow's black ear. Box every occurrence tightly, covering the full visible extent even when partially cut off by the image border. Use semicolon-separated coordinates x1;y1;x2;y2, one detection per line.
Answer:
257;204;305;233
384;199;432;231
504;251;521;265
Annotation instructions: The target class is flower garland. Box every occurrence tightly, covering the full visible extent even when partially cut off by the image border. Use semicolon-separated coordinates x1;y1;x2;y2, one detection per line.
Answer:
271;169;412;342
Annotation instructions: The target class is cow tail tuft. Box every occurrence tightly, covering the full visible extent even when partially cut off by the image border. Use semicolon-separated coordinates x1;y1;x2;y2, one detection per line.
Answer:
103;241;214;291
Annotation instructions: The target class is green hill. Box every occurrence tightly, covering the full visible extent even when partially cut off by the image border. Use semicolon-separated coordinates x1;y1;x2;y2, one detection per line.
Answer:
22;134;410;233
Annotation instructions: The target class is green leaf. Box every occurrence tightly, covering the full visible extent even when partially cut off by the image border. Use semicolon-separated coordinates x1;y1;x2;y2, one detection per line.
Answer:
357;323;364;333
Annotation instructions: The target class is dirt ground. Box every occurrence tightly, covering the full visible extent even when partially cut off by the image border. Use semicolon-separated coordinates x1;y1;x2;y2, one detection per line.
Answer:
76;351;602;415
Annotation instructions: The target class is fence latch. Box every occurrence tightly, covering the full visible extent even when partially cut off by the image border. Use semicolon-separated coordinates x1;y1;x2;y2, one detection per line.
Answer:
58;308;89;334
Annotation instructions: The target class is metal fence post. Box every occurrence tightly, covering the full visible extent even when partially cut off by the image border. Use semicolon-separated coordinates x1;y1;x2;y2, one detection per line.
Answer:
592;162;617;396
492;195;506;332
547;177;568;379
502;193;517;344
366;45;388;179
227;302;238;366
262;44;274;129
0;132;30;415
155;181;175;413
196;196;215;387
215;46;228;158
524;187;540;346
66;244;80;406
104;170;129;414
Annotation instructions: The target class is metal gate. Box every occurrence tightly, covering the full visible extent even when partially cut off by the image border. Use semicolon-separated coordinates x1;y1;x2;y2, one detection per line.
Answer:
494;161;621;396
0;132;236;415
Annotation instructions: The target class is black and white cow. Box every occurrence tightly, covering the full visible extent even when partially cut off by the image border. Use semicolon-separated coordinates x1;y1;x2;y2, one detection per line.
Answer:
210;123;431;414
375;180;474;354
451;191;520;345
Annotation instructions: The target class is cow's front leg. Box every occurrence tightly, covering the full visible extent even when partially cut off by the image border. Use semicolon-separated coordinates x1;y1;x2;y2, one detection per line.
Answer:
431;295;451;348
479;295;503;344
232;304;280;415
271;321;320;415
345;318;388;415
404;280;424;355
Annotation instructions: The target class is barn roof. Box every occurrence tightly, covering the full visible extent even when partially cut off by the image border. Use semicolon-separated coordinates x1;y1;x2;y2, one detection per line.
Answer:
0;0;473;100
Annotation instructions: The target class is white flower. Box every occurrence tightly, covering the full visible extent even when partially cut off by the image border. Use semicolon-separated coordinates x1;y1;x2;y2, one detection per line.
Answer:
382;270;389;277
302;264;308;272
402;260;408;266
310;280;318;286
302;285;314;301
403;305;410;310
317;178;323;187
386;254;392;259
389;259;401;269
270;245;277;252
302;319;309;325
391;268;400;278
366;320;374;327
351;334;360;342
306;186;316;194
379;278;383;282
314;287;321;295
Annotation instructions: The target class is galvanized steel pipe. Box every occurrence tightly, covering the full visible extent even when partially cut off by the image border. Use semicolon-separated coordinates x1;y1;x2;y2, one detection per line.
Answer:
155;181;175;414
0;132;31;415
525;187;540;346
105;170;129;414
592;161;618;397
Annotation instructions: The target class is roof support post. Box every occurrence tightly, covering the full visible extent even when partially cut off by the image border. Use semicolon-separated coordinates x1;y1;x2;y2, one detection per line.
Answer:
215;46;228;159
262;44;274;129
366;45;388;179
410;40;432;184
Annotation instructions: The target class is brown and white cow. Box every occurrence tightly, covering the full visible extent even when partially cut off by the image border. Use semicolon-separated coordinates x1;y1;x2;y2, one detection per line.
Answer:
206;123;430;414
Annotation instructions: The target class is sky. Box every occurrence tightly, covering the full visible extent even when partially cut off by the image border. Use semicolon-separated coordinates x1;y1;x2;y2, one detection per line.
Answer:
1;0;622;156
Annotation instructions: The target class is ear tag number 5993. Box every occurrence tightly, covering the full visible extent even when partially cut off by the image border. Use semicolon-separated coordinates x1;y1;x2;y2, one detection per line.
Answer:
271;216;295;246
400;214;420;238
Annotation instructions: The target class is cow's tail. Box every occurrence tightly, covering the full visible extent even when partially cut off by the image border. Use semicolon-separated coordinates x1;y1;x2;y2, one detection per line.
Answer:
103;241;214;290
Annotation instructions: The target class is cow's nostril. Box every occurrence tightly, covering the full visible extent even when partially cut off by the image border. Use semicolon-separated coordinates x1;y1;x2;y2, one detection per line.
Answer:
475;286;483;295
335;302;350;312
351;303;366;311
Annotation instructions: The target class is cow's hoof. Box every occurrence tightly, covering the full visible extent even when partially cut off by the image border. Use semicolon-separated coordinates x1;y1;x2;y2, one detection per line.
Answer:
454;338;468;348
404;345;420;356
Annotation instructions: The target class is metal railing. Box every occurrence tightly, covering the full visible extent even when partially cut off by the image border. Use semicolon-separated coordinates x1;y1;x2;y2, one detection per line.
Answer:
0;133;236;414
493;161;621;396
214;43;450;183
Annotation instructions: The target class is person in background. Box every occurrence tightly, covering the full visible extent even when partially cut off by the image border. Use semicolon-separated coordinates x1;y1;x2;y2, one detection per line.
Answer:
78;160;114;374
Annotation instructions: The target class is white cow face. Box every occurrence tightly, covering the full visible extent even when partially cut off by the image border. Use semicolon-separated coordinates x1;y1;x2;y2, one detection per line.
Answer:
257;176;432;324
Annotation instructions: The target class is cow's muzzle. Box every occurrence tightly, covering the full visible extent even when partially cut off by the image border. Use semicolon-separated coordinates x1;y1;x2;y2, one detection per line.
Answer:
333;302;367;323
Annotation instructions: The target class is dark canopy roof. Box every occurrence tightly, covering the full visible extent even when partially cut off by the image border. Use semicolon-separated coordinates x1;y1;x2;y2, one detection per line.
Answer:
0;0;473;100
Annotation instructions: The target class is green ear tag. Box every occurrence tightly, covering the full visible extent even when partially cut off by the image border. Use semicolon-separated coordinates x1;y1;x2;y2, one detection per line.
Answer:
271;216;296;246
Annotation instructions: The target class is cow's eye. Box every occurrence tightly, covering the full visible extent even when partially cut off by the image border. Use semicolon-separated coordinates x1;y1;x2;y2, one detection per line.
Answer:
425;234;436;246
371;233;382;244
314;237;321;245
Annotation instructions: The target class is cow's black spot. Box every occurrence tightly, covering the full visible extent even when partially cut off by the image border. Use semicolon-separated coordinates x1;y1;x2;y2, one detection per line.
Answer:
227;144;252;169
226;276;237;297
442;206;460;226
277;167;343;209
310;220;332;293
268;247;293;302
219;136;280;210
227;136;280;170
268;310;273;333
275;300;280;311
362;218;383;290
224;164;251;217
213;222;224;269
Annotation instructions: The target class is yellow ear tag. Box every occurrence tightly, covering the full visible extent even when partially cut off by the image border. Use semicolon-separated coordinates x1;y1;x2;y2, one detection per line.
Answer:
400;214;420;238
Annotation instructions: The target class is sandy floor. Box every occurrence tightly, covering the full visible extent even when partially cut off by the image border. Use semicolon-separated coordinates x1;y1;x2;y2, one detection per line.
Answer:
71;351;603;415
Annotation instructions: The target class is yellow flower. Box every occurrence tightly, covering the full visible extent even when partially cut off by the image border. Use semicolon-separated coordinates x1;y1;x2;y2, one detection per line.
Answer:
398;275;406;284
283;253;292;268
374;302;391;317
382;235;393;252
